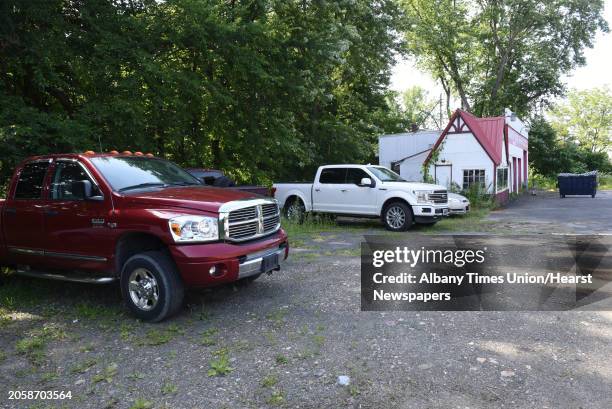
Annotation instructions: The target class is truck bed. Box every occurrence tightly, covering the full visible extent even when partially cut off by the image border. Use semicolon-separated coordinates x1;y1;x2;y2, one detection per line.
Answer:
272;182;314;211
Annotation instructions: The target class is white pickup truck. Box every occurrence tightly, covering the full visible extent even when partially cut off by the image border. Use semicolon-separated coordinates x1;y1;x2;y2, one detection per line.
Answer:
273;164;448;231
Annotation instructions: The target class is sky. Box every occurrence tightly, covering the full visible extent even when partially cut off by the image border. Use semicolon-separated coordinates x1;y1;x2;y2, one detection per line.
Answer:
390;0;612;97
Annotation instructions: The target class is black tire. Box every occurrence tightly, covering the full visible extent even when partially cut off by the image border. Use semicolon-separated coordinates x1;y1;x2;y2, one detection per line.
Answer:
120;250;185;322
213;176;236;187
382;201;413;232
283;197;306;224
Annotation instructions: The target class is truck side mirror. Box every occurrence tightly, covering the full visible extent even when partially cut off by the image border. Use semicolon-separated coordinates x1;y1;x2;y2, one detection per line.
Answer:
71;180;101;200
359;177;374;187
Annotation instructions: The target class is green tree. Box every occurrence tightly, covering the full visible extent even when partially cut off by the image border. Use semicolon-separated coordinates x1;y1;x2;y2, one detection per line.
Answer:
529;115;611;177
401;86;440;129
400;0;608;117
0;0;405;189
549;87;612;154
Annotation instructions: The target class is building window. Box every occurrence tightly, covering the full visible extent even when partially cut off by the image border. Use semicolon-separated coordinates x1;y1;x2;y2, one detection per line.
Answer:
462;169;485;190
496;167;509;192
391;162;400;174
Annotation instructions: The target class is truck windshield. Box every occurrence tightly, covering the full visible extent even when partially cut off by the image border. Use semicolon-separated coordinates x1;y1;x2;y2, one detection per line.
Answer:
367;166;406;182
90;156;201;192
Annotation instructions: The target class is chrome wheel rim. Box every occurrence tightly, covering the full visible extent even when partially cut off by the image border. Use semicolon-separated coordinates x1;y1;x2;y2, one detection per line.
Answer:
386;205;406;229
286;202;303;221
128;268;159;311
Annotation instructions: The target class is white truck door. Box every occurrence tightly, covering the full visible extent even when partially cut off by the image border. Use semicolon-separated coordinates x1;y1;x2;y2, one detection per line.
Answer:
342;167;378;215
312;167;347;213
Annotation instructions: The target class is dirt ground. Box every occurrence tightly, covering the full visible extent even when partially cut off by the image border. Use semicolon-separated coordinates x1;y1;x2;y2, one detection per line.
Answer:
1;191;611;409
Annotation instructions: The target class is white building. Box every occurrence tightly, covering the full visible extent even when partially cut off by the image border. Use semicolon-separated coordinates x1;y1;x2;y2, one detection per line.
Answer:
378;130;441;181
378;109;529;203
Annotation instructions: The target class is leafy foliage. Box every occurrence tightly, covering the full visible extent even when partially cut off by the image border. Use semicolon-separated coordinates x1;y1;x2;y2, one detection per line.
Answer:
549;87;612;154
0;0;404;187
529;115;611;177
400;0;608;117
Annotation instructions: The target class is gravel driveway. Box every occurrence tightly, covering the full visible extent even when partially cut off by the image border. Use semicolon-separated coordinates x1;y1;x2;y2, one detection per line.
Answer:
487;190;612;234
1;192;611;409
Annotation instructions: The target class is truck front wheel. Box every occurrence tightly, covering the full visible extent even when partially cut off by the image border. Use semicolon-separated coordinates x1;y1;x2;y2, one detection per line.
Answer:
120;251;185;322
382;202;413;231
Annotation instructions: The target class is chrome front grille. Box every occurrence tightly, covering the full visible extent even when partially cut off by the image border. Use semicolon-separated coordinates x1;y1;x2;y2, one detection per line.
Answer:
429;190;448;204
228;207;257;223
220;199;281;242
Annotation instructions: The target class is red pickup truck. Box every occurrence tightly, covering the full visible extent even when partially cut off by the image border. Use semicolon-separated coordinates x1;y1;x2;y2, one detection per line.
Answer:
0;152;288;321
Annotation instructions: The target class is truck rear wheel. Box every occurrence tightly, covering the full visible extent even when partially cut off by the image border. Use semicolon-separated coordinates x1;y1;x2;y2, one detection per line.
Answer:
284;197;305;224
120;250;184;322
382;201;413;231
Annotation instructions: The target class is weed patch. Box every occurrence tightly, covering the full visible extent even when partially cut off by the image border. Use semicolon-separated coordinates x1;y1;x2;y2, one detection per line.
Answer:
200;328;218;346
92;362;118;383
261;374;278;388
266;390;285;406
275;354;288;365
129;398;153;409
208;348;233;377
161;381;178;395
71;358;98;374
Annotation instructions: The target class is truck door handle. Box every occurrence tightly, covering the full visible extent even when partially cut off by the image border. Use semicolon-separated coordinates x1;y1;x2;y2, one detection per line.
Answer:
341;189;347;192
44;210;59;217
314;188;320;192
5;207;16;214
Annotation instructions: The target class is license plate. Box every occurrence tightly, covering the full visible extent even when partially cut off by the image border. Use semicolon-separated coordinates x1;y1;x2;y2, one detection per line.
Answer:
261;253;279;273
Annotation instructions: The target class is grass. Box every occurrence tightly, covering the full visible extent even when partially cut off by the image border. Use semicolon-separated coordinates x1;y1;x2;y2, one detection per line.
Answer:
425;207;495;233
92;362;118;383
207;348;233;377
274;354;289;365
266;390;285;406
261;374;278;388
129;398;153;409
281;215;352;237
15;324;66;365
71;358;98;374
161;381;178;395
266;308;288;328
200;327;218;346
599;174;612;190
74;301;119;321
282;199;495;240
137;328;176;346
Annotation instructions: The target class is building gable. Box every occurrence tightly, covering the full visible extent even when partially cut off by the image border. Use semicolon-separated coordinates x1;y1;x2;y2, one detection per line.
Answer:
425;110;505;166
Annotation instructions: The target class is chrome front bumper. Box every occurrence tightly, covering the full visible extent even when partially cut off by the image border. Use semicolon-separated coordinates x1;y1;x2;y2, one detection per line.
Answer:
238;246;286;279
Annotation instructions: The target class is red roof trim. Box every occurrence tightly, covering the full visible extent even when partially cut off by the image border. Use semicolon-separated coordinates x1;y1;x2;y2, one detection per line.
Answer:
424;110;459;164
424;109;504;166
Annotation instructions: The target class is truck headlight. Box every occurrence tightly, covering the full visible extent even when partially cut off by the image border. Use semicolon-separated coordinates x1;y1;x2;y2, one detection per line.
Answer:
414;190;433;204
169;215;219;242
